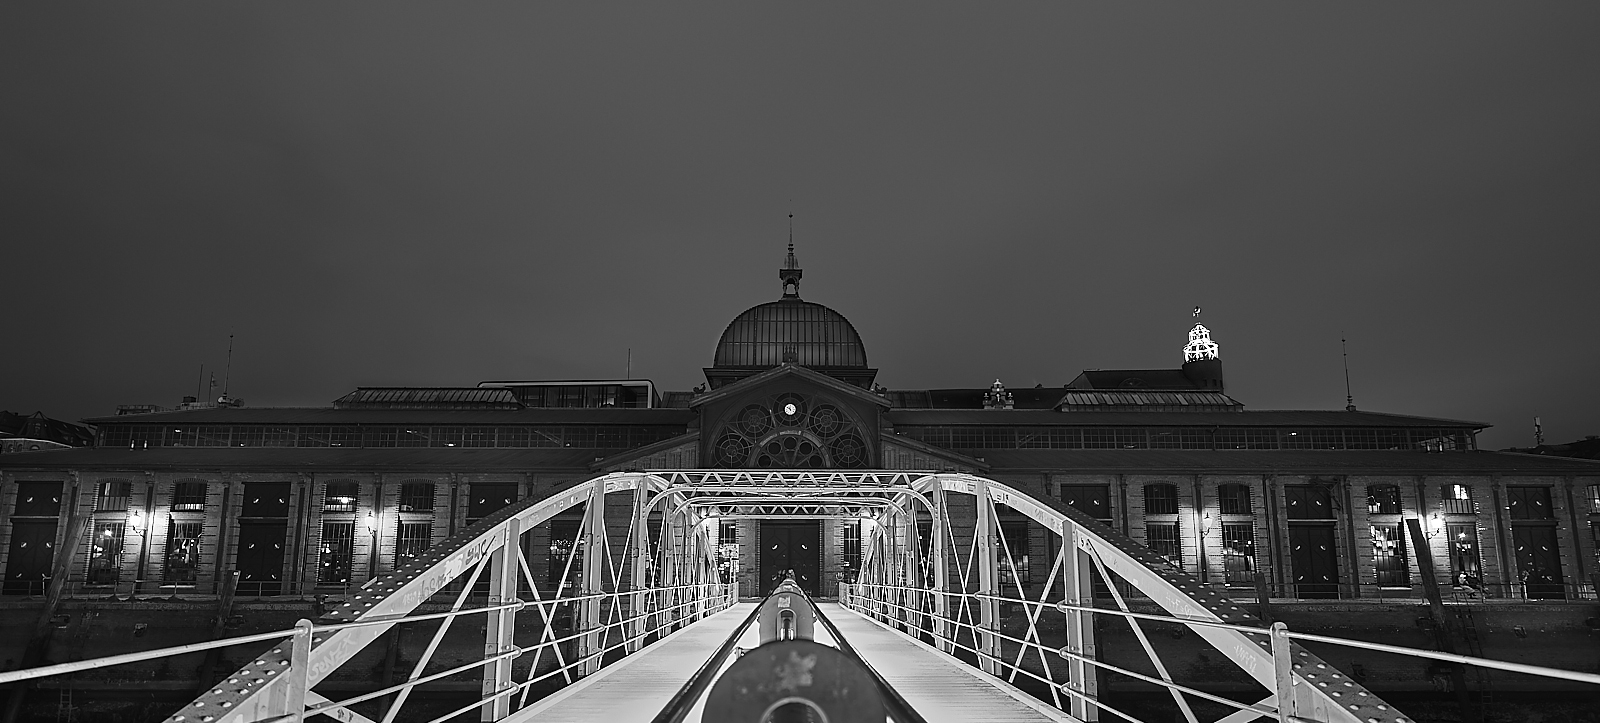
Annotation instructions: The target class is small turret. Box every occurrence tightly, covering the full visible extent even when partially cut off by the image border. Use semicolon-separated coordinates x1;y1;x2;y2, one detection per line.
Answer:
983;379;1015;409
1181;318;1224;391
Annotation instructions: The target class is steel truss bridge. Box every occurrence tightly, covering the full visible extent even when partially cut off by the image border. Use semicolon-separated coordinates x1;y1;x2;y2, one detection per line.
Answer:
3;471;1596;723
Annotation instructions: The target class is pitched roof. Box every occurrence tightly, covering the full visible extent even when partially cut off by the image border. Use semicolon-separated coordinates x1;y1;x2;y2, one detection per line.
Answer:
85;407;696;426
884;388;1062;410
0;446;608;471
971;449;1600;474
0;410;95;446
885;409;1488;428
1056;390;1241;411
1069;369;1200;390
332;387;521;410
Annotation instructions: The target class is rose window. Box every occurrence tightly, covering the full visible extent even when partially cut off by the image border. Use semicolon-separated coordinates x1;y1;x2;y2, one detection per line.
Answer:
710;393;869;469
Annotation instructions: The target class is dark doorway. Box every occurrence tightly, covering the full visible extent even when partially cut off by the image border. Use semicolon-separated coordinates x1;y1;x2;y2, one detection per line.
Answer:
3;520;57;595
1512;526;1565;599
237;522;287;595
760;521;819;596
1289;524;1340;598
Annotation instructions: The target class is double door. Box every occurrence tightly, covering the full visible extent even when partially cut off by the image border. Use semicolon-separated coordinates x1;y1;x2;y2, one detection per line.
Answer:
759;522;819;596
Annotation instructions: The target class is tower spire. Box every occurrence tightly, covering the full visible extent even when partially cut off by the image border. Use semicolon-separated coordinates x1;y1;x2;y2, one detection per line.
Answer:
779;213;802;298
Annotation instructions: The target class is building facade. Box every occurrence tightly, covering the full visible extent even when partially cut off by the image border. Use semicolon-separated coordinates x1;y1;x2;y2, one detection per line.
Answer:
3;250;1598;604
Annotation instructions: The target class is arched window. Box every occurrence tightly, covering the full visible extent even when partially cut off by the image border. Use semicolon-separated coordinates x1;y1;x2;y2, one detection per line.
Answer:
709;392;870;469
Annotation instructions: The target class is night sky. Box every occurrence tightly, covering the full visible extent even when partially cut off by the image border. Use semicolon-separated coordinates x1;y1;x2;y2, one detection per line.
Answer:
4;4;1597;449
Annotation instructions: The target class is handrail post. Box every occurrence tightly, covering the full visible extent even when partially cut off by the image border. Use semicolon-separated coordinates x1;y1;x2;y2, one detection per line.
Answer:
1061;520;1098;721
482;518;520;721
974;477;1000;676
579;476;607;676
930;479;951;654
1270;622;1294;723
286;618;313;723
627;479;651;653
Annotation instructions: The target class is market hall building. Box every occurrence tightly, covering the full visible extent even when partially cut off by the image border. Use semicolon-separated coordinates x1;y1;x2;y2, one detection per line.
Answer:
3;249;1598;607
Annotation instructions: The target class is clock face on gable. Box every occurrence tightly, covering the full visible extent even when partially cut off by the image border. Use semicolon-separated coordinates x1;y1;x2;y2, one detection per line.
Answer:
709;392;870;469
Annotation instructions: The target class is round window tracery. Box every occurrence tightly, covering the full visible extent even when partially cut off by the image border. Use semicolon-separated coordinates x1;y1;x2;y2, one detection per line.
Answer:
710;392;869;469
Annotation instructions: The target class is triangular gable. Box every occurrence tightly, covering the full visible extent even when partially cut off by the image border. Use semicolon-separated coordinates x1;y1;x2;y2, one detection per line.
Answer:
689;363;890;410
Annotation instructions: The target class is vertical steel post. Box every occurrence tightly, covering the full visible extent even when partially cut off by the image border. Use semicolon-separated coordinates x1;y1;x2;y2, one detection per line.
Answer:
286;619;313;723
1271;622;1295;723
1061;521;1098;720
627;480;651;653
974;477;1000;675
579;477;606;675
900;501;921;633
664;505;684;632
481;518;519;721
930;480;951;653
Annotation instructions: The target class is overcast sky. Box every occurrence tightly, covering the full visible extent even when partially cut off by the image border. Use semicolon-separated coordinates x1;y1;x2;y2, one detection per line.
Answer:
4;3;1596;449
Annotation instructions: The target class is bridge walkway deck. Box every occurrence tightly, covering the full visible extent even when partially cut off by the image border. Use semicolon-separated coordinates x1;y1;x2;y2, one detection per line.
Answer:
509;602;756;722
825;603;1078;723
510;601;1075;722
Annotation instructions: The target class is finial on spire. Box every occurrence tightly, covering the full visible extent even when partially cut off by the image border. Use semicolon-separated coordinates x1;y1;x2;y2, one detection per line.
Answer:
779;214;803;298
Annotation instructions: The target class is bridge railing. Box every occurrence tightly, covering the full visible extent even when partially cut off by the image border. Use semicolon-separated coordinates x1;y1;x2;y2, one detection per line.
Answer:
0;581;732;721
137;471;735;723
842;472;1600;723
848;473;1434;723
843;582;1600;723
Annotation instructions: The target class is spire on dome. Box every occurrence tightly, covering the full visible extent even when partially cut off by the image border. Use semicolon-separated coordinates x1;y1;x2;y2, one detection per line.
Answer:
779;214;802;298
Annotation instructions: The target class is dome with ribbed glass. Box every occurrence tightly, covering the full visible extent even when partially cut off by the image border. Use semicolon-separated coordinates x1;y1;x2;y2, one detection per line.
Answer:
712;298;868;369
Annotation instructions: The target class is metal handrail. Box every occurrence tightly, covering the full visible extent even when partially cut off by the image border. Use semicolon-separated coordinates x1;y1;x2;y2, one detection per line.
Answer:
858;582;1600;687
847;580;1600;723
306;587;735;721
649;595;766;723
0;583;728;691
846;586;1309;723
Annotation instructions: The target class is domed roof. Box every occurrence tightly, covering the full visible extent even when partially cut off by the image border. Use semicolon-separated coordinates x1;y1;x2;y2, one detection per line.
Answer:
713;299;868;369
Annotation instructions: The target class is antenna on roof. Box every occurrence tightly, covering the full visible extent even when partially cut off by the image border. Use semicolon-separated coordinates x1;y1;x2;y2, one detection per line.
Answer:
1341;334;1356;412
221;335;235;404
1534;416;1544;446
196;364;205;401
626;347;632;380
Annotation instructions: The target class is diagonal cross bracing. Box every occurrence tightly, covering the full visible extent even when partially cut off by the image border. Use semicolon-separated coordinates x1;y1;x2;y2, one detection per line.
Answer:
160;470;1412;723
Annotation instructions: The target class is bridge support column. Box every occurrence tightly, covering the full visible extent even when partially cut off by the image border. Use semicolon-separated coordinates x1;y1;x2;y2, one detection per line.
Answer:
930;481;951;654
579;477;606;676
1060;520;1099;721
975;477;1001;676
482;518;520;721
